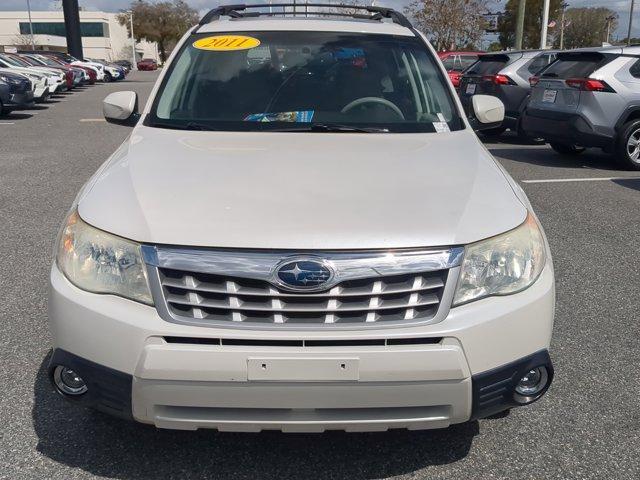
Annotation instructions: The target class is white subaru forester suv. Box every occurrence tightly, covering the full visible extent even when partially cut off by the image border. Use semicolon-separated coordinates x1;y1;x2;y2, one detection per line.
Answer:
48;4;555;432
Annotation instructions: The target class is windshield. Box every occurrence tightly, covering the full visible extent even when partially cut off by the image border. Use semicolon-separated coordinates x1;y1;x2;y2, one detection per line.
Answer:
150;31;463;133
20;56;42;66
1;55;25;67
34;56;59;66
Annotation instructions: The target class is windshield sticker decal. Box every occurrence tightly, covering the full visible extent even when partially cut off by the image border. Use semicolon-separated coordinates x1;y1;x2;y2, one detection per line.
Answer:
193;35;261;51
244;111;315;123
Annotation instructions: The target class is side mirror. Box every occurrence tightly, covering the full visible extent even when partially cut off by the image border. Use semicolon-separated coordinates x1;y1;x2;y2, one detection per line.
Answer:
103;91;139;126
469;95;505;131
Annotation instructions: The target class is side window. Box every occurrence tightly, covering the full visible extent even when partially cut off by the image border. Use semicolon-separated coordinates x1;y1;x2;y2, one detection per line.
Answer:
630;59;640;79
441;56;455;70
527;55;549;75
459;55;478;70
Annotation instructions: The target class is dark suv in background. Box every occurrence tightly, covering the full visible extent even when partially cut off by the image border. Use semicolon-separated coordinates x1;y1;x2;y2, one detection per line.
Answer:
0;70;34;116
459;50;558;138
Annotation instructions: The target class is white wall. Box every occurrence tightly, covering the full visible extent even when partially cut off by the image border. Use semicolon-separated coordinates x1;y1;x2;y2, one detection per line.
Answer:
0;11;159;62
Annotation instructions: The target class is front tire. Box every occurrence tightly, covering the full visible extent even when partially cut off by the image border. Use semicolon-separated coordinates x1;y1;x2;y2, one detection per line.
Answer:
550;143;586;156
615;119;640;171
104;72;113;83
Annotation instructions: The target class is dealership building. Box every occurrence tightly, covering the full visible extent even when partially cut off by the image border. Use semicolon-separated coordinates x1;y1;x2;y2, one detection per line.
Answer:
0;10;159;62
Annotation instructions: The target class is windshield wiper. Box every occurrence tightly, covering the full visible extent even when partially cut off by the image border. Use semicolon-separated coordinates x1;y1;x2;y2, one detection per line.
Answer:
269;123;389;133
150;121;218;131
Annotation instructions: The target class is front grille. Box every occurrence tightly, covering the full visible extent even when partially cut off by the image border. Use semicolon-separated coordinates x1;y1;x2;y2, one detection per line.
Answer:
158;267;448;325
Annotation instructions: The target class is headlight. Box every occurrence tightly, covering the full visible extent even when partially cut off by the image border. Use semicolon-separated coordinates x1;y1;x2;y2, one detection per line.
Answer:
56;210;153;305
0;74;20;84
453;213;546;306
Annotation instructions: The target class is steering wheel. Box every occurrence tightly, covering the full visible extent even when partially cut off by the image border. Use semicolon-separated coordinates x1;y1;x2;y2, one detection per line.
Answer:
341;97;405;120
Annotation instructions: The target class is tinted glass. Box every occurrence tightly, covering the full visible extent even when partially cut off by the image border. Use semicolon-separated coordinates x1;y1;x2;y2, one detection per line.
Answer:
541;53;610;79
151;31;462;133
459;55;479;69
464;54;519;76
19;21;106;37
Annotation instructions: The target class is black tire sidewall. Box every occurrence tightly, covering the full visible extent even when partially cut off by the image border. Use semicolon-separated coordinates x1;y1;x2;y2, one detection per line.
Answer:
550;143;585;155
616;120;640;170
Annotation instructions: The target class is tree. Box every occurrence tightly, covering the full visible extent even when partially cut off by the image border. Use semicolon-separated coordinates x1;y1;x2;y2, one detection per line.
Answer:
117;0;199;63
498;0;563;50
554;8;618;49
405;0;489;51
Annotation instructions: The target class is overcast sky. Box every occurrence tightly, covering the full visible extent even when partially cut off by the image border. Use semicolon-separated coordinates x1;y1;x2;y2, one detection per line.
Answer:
0;0;637;38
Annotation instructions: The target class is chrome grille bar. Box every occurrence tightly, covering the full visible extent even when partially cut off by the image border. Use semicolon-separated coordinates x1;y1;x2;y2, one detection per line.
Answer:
143;246;462;329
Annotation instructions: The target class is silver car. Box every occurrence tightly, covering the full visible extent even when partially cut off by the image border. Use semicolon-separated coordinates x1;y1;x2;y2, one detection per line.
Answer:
522;46;640;170
460;50;558;137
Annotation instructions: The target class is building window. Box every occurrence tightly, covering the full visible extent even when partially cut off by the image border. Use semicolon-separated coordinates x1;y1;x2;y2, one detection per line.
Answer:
19;22;108;38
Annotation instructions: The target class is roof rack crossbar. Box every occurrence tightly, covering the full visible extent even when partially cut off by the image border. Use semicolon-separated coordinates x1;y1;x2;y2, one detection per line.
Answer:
198;3;413;28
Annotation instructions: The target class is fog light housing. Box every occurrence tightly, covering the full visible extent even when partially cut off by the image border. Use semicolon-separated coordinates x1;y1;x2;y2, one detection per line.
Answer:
53;365;88;396
514;366;549;404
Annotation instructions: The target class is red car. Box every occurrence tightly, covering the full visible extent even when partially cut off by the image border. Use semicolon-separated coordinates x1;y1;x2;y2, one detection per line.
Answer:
438;51;484;88
137;58;158;71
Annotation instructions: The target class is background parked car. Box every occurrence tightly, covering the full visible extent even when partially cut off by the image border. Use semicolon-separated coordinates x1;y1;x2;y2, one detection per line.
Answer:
522;46;640;170
1;53;67;88
137;58;158;71
113;59;132;71
459;50;558;138
0;54;62;97
438;51;483;88
18;54;77;89
0;70;33;115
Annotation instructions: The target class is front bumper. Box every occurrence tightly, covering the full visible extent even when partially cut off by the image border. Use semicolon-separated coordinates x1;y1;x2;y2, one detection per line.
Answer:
48;263;555;431
521;108;614;149
7;90;34;108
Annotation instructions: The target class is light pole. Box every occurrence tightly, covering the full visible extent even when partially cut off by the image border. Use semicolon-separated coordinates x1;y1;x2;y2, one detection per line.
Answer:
605;15;616;44
559;2;568;50
129;11;137;70
515;0;526;50
26;0;35;49
540;0;550;49
628;0;636;46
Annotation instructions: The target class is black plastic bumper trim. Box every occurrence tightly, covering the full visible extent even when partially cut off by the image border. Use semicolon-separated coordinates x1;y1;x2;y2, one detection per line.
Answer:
521;109;613;148
48;349;133;420
471;349;554;420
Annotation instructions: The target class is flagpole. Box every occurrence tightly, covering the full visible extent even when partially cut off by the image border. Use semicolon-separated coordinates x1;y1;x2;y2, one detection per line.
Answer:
540;0;550;49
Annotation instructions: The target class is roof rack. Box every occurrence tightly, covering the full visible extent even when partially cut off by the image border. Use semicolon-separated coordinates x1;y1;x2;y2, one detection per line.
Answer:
198;3;413;29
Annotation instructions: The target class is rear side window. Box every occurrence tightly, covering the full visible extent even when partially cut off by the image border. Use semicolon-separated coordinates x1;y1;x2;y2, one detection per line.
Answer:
459;55;479;70
465;54;520;76
527;54;556;75
629;59;640;78
540;53;612;79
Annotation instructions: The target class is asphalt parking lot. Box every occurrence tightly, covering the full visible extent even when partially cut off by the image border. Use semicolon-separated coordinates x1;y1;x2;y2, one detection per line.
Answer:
1;70;639;480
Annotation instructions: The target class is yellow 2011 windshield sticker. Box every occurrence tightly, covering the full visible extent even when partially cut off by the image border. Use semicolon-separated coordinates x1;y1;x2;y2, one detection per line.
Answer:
193;35;261;51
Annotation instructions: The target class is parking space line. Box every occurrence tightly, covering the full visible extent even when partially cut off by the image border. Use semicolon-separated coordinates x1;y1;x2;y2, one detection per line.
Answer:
0;122;15;125
79;118;106;122
522;176;640;184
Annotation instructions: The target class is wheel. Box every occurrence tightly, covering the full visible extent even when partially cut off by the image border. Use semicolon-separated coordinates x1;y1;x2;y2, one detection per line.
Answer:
480;126;507;137
550;143;586;155
104;72;113;83
0;100;11;117
615;119;640;171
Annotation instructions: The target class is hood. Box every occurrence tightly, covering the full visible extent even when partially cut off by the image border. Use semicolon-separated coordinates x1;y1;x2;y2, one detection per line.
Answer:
1;66;45;79
78;126;527;250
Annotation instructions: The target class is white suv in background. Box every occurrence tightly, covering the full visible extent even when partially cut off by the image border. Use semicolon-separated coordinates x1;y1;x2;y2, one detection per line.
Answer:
48;4;555;432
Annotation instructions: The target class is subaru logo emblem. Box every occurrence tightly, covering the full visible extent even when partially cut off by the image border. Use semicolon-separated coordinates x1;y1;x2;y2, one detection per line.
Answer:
274;258;334;291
